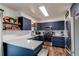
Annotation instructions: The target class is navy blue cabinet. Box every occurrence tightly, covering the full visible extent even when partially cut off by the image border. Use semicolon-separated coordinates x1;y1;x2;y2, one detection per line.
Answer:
52;21;64;30
18;17;31;30
42;22;52;30
51;37;65;48
3;42;43;56
37;21;64;30
3;43;33;56
33;36;44;41
38;36;44;41
37;23;43;30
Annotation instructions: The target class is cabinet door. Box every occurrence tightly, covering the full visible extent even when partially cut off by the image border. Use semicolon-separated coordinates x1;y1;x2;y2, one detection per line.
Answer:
52;21;64;30
43;21;64;30
51;37;65;48
18;17;31;30
38;36;44;41
37;23;42;30
33;36;43;41
37;21;64;30
18;17;23;30
42;22;51;30
23;17;31;30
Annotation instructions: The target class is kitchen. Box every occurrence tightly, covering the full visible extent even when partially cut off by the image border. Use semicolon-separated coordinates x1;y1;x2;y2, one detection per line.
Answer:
0;3;75;56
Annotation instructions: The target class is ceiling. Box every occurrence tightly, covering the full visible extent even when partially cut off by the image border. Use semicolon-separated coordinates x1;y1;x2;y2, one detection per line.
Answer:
2;3;72;20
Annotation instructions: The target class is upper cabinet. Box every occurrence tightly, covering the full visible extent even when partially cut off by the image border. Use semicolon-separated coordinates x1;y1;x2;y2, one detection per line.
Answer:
52;21;64;30
36;23;43;30
70;3;79;17
18;17;31;30
37;21;64;30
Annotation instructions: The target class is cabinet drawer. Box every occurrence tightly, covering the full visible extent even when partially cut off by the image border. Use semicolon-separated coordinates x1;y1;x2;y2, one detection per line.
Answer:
51;37;65;47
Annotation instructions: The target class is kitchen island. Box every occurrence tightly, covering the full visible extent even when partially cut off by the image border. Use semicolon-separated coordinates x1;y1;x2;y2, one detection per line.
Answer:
3;34;43;56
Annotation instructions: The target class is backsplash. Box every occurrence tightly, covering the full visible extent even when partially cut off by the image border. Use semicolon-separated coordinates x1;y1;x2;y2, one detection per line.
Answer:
35;30;68;37
3;30;32;35
3;30;68;37
52;30;68;37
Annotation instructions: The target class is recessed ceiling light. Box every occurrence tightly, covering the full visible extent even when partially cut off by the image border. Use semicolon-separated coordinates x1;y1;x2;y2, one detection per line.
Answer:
39;6;49;16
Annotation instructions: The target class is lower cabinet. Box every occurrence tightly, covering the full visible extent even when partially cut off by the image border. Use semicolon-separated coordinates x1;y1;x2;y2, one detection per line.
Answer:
3;42;43;56
33;36;44;41
51;37;65;48
3;43;33;56
44;35;51;42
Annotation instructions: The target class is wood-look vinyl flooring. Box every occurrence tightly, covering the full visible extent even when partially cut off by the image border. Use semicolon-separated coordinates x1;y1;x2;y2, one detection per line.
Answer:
43;42;70;56
48;46;69;56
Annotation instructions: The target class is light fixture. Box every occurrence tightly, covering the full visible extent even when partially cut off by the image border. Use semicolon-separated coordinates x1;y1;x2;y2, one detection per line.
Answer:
39;6;49;16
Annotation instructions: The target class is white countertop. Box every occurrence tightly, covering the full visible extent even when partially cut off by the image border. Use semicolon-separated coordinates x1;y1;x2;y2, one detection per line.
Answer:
3;34;43;50
3;34;39;40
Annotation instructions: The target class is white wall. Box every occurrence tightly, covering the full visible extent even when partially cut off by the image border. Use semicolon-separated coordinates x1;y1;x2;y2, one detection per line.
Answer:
75;19;79;55
0;4;37;23
0;4;19;19
0;10;3;56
